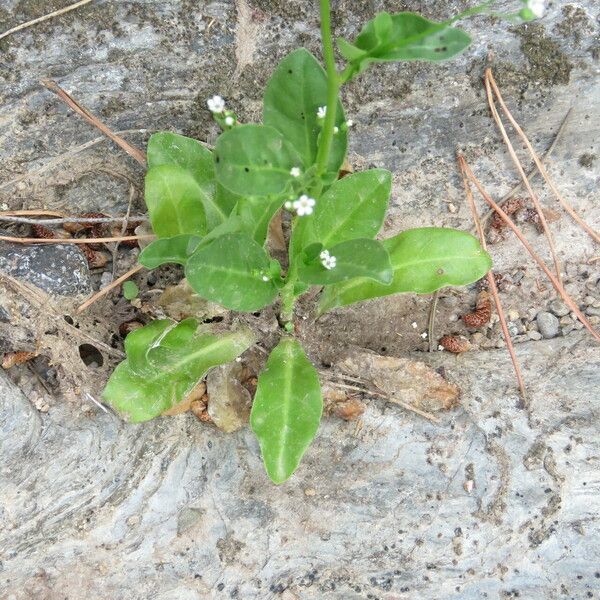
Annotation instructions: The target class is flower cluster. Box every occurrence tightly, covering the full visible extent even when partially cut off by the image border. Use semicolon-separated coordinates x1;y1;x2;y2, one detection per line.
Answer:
320;249;337;270
207;95;225;114
527;0;545;18
285;194;316;216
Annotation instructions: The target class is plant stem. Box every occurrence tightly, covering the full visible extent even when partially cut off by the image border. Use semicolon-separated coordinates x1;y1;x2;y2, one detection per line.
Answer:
315;0;340;178
280;280;296;326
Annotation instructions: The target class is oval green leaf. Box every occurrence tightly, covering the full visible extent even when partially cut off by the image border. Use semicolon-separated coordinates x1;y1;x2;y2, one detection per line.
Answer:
214;124;302;196
185;232;278;312
318;227;492;314
250;337;323;484
312;169;391;247
263;49;347;182
298;238;393;286
146;132;235;231
103;319;255;422
234;196;285;246
138;234;203;269
338;12;471;77
145;165;208;238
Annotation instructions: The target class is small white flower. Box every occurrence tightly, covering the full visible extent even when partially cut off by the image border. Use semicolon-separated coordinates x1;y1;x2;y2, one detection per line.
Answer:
333;126;339;134
346;119;354;128
225;115;235;126
319;249;337;270
438;345;445;351
292;194;316;216
411;321;418;329
290;167;301;178
526;0;545;18
284;200;293;211
262;275;269;282
207;95;225;113
317;106;327;119
420;332;428;339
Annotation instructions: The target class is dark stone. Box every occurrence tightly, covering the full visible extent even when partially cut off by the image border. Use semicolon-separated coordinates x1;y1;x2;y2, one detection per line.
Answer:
0;242;90;296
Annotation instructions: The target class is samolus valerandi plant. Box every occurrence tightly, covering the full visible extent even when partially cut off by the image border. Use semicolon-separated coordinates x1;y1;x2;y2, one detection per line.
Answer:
103;0;544;483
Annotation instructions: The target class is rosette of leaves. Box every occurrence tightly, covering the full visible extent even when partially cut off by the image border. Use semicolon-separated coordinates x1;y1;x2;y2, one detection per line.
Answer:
104;7;498;484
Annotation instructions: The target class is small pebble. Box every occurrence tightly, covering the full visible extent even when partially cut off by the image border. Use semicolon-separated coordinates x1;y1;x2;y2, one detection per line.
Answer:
585;306;600;317
304;488;316;497
507;309;520;321
548;299;570;317
559;316;573;326
528;331;542;341
471;332;486;346
100;271;113;289
448;202;457;213
561;325;574;336
536;311;559;339
588;316;600;325
584;296;596;306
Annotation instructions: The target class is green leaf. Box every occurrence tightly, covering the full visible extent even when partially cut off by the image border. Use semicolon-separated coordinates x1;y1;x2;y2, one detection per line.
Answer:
144;165;208;238
338;11;472;76
138;234;202;269
263;49;347;182
122;280;139;300
234;196;284;246
214;124;302;196
250;337;323;484
311;169;391;248
298;238;393;286
148;131;212;176
103;319;255;422
185;232;278;312
146;132;235;231
318;227;492;314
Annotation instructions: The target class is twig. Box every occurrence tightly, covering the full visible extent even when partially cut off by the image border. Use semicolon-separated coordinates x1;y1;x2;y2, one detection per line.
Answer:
427;290;440;353
0;129;150;193
76;264;144;313
458;154;527;401
0;0;93;41
112;184;136;279
458;155;600;344
41;79;147;167
0;214;148;226
474;107;573;232
485;70;599;245
484;73;562;284
0;209;67;217
0;233;152;244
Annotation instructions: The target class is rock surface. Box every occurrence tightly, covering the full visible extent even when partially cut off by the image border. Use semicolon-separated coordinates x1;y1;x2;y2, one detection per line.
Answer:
0;0;599;598
1;335;599;598
0;241;90;296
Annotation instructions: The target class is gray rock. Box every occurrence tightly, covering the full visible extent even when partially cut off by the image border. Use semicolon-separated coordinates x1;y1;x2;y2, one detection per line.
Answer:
536;311;560;339
0;242;90;296
1;336;599;599
527;330;542;341
548;299;570;317
585;306;600;317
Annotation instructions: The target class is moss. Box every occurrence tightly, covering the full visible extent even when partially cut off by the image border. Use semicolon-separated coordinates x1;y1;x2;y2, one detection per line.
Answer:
99;97;127;119
578;153;596;169
517;24;572;86
554;5;592;46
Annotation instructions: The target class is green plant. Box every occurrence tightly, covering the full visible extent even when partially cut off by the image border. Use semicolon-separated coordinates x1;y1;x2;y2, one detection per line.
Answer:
103;0;542;483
